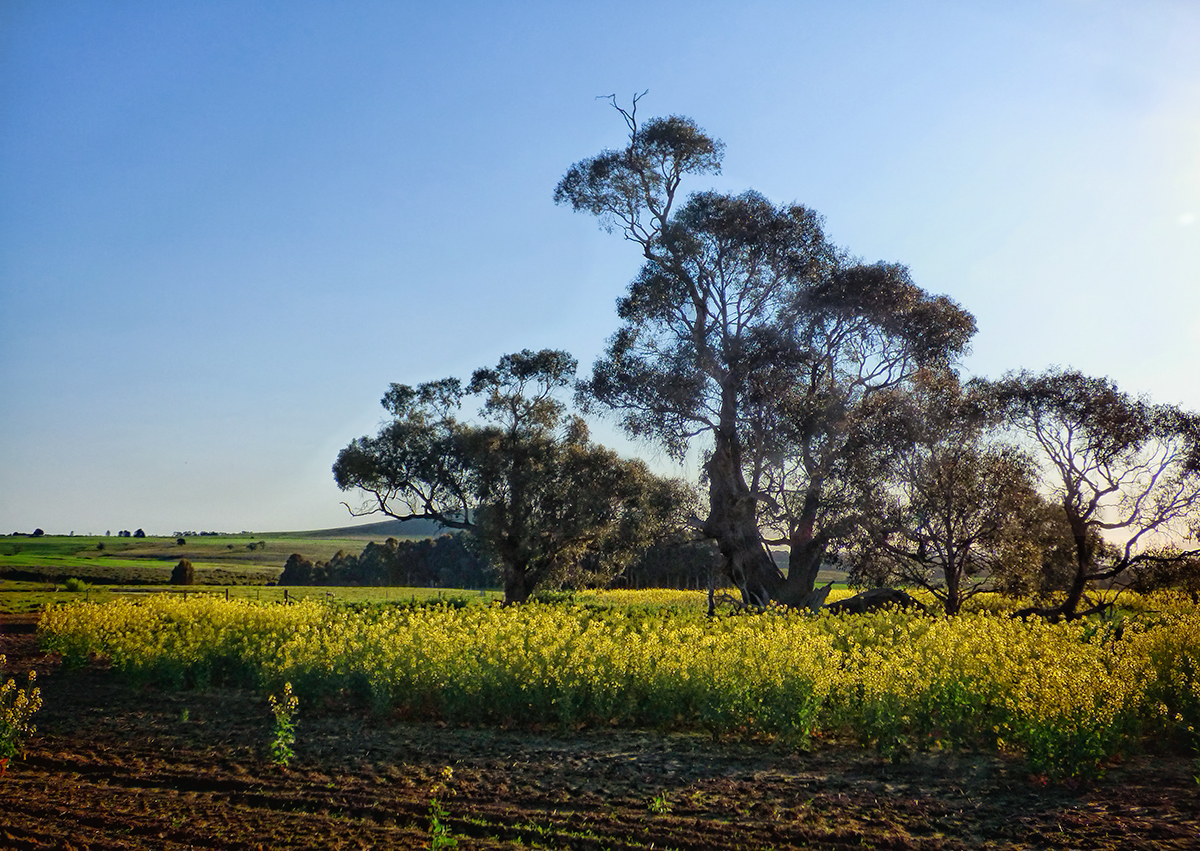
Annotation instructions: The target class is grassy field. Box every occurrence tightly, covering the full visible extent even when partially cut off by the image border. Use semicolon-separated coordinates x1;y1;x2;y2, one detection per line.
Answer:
0;521;450;586
0;582;502;614
0;523;477;612
2;534;383;571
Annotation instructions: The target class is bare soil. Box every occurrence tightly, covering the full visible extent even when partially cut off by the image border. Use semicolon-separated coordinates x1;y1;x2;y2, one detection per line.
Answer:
2;614;1198;849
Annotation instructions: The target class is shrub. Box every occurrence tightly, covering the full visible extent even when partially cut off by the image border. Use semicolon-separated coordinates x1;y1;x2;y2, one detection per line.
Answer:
62;578;88;592
279;554;315;585
171;559;195;586
0;654;42;762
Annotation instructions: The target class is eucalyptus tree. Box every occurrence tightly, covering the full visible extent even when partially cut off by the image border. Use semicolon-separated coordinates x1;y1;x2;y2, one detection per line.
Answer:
558;101;975;606
984;368;1200;619
744;268;977;601
850;371;1041;614
333;349;687;604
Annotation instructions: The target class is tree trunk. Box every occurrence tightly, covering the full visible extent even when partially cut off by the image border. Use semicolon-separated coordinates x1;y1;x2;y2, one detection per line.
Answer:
503;564;534;605
944;556;962;615
778;514;825;605
1014;510;1094;621
703;423;782;607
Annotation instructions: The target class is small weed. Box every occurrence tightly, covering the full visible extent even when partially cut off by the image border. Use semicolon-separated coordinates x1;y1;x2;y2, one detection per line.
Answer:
649;791;673;814
429;765;458;848
267;683;298;767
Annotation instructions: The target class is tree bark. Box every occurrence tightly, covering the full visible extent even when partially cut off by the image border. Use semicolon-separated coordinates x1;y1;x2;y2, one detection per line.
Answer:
703;422;782;607
503;565;534;605
780;509;825;604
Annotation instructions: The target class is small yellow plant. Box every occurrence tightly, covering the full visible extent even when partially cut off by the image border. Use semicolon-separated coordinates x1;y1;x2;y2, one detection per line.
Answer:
429;766;458;849
266;682;299;767
0;654;43;770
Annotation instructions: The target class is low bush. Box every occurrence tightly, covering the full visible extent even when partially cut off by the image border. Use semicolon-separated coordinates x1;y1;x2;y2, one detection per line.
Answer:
171;559;195;586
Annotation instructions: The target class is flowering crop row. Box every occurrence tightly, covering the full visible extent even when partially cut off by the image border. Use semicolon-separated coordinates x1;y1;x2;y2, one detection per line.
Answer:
38;593;1200;777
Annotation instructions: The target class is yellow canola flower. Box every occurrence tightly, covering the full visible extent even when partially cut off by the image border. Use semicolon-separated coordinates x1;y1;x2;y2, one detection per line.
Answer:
35;593;1200;777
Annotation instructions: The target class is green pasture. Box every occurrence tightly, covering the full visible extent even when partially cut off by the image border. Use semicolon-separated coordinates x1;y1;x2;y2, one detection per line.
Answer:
0;581;503;615
0;529;472;613
1;533;387;568
0;528;446;586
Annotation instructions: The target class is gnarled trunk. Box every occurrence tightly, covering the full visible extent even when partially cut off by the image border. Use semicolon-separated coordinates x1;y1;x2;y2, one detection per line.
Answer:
703;424;782;607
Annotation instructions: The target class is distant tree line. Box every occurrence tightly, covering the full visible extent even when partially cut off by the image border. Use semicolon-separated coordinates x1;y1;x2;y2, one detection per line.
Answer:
278;534;496;589
278;532;742;594
614;538;724;591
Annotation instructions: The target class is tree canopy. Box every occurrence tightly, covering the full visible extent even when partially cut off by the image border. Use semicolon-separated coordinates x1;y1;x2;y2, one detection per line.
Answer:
559;102;975;607
982;368;1200;619
851;371;1041;614
333;349;688;603
331;99;1200;615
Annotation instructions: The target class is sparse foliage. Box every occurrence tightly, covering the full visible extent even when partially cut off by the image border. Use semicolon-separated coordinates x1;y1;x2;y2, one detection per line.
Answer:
984;369;1200;619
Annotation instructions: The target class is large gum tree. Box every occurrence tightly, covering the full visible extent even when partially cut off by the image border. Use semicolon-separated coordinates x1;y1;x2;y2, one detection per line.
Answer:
557;99;975;606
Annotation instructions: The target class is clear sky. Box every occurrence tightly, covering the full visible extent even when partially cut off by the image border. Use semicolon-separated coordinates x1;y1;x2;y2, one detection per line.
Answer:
2;0;1197;536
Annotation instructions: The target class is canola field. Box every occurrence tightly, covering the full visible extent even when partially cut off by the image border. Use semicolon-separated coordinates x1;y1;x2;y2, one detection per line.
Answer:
36;590;1200;778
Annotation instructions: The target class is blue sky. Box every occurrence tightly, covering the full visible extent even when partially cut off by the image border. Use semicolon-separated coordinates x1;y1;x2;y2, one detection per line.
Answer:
2;0;1197;535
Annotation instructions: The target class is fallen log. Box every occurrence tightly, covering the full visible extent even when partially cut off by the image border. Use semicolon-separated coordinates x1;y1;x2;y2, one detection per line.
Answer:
824;587;927;615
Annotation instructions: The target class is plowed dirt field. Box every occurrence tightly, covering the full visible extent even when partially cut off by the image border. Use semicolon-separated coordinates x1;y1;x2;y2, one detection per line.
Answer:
2;614;1198;849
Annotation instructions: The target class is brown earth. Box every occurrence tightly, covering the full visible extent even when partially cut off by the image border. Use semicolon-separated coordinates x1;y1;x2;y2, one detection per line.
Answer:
2;614;1199;849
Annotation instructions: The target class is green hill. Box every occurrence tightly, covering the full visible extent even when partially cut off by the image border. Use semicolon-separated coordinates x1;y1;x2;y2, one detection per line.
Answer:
274;518;446;540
